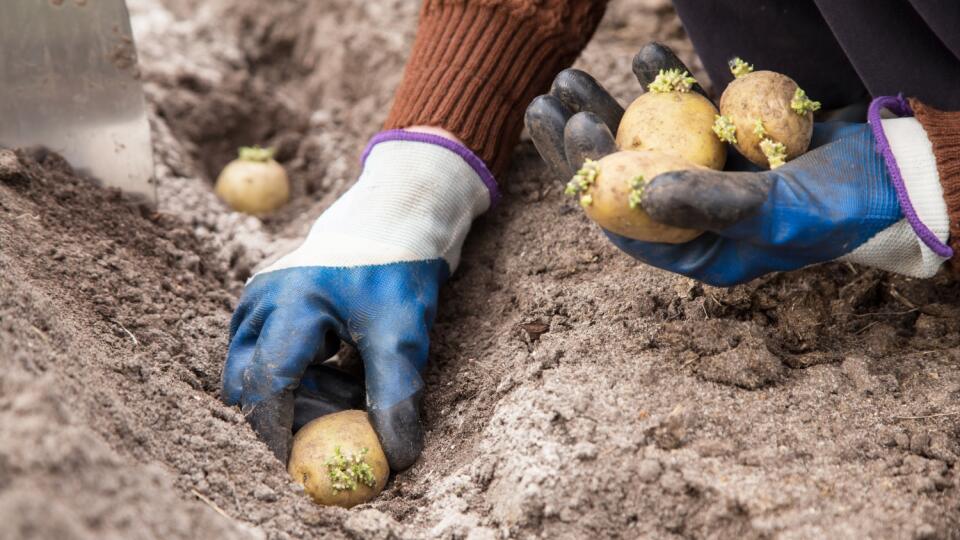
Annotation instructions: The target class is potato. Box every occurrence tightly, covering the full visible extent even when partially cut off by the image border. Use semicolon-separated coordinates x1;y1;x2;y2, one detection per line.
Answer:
215;146;290;216
717;69;817;168
617;91;726;170
288;410;390;508
567;151;702;243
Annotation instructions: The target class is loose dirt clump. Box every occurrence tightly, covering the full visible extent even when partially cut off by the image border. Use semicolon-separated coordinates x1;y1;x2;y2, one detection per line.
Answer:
2;1;960;539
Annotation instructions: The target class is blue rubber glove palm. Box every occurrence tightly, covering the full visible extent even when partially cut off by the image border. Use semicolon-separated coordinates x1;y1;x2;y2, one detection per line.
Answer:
222;131;495;469
610;122;900;286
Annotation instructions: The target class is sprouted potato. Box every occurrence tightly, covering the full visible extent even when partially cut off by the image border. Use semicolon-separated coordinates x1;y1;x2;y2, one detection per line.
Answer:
566;150;703;243
617;69;726;170
715;58;820;168
288;410;390;508
215;146;290;216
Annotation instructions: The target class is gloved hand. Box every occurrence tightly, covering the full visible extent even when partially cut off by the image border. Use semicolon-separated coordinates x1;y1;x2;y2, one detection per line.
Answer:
222;129;497;469
525;43;952;286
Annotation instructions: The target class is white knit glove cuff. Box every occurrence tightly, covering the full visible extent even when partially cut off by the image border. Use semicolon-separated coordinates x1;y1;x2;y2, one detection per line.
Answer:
840;117;950;278
259;131;497;277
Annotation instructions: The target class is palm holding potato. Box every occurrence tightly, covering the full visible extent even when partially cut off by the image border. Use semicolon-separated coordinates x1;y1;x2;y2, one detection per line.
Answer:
526;43;949;285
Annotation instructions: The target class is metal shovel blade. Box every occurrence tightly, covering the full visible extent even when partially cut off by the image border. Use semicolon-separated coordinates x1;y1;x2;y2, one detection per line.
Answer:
0;0;155;203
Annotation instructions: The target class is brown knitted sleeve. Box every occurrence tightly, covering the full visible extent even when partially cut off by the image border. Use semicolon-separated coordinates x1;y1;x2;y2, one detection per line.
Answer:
383;0;608;176
910;98;960;267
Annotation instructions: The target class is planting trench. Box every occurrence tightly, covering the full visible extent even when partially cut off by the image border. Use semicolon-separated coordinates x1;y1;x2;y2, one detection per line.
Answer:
1;1;959;538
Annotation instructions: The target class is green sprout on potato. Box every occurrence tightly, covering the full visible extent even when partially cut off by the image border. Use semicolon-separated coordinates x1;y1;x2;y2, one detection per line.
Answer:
566;159;600;206
326;446;376;493
712;115;737;144
728;57;754;78
759;138;787;169
752;118;787;168
790;88;821;115
627;175;645;210
752;118;767;139
238;145;276;163
648;69;697;94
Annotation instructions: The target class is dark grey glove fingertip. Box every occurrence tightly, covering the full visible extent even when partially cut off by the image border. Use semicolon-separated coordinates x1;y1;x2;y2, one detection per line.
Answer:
292;365;366;432
245;391;296;462
632;42;707;98
526;95;574;178
369;393;424;472
550;68;624;135
563;112;617;170
643;171;770;230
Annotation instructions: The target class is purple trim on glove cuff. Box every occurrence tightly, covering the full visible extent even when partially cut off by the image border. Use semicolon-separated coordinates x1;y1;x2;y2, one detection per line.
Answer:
361;129;501;208
868;95;953;259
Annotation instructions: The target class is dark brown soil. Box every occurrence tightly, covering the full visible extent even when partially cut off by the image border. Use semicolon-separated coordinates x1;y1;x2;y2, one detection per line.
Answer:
2;1;959;539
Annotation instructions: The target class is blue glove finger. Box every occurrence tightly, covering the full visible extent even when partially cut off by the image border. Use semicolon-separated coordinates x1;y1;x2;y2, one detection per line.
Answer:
223;276;343;406
222;271;345;459
361;323;429;471
244;307;343;459
222;289;271;405
241;307;341;407
353;261;446;471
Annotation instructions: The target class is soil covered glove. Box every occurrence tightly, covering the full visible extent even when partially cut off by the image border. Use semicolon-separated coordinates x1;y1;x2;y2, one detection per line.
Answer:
222;130;497;470
526;43;951;286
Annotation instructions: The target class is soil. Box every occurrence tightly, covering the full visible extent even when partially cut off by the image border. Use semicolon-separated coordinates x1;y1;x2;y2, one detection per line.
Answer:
2;1;960;539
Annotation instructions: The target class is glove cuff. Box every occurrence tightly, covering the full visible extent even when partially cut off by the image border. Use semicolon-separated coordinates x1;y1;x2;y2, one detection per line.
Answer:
258;131;491;277
839;98;951;278
868;95;952;259
362;129;500;207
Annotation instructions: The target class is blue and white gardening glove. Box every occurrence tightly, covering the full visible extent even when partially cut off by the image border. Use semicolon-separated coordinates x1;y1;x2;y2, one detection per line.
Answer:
526;43;952;287
222;129;498;470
